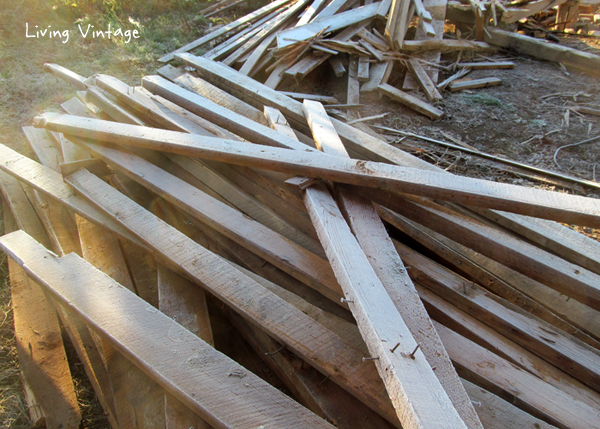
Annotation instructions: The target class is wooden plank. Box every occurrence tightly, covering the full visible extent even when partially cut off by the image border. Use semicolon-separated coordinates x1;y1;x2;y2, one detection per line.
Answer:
471;209;600;275
302;180;468;428
448;77;502;92
329;56;346;77
157;66;268;126
435;322;600;429
357;56;370;81
381;210;600;346
361;60;394;99
141;76;309;151
393;240;600;392
279;92;340;104
367;192;600;313
43;63;87;89
21;126;63;172
485;27;600;76
311;0;355;20
347;56;361;120
77;141;341;304
461;380;558;429
297;0;326;26
302;100;481;429
0;230;335;429
457;61;515;69
406;58;443;102
378;83;444;119
421;287;600;410
0;144;145;248
502;0;567;23
0;174;81;429
86;86;146;125
64;168;403;426
158;0;296;62
401;40;493;51
358;28;391;51
36;113;600;230
276;2;381;49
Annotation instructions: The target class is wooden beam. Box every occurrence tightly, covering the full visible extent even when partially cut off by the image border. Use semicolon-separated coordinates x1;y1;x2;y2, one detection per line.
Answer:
64;168;404;426
158;0;296;62
448;77;502;92
302;100;481;428
378;83;444;119
276;2;381;49
35;113;600;229
0;230;335;429
43;63;87;90
435;322;600;429
401;40;493;51
406;58;443;102
485;27;600;76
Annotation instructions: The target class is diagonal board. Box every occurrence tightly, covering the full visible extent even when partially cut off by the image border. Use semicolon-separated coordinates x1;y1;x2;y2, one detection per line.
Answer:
0;230;334;429
301;181;467;429
301;100;481;429
63;168;403;426
35;113;600;228
158;0;296;62
74;140;343;305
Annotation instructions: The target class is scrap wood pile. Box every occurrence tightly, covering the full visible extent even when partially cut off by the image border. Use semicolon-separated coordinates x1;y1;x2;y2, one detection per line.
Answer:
156;0;600;123
3;56;600;429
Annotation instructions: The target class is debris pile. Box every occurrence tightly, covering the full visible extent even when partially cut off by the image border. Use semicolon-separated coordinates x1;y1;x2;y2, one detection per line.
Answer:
1;53;600;428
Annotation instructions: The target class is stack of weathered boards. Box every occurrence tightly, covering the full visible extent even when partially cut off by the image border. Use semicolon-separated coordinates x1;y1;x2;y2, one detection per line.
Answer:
2;57;600;429
155;0;600;121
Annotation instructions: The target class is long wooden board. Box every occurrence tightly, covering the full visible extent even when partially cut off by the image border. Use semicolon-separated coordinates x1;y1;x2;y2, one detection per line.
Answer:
36;113;600;228
64;168;403;426
0;230;335;429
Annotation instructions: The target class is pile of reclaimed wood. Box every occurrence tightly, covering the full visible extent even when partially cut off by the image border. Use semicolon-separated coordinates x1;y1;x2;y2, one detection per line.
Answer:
2;53;600;428
155;0;600;122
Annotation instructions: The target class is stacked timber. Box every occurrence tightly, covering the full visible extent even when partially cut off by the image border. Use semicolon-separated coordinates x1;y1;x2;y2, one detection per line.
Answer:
152;0;600;122
2;59;600;428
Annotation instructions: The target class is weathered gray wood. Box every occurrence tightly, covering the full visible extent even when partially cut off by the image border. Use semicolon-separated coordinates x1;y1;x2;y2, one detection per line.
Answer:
368;193;600;312
158;0;296;62
435;322;600;429
64;168;403;426
0;144;145;248
21;126;63;172
457;61;515;69
302;100;481;429
393;240;600;392
422;287;600;410
77;141;341;304
37;113;600;229
406;58;443;102
276;2;381;49
485;27;600;76
381;210;600;346
302;181;467;429
378;83;444;119
43;63;87;90
401;40;493;51
85;86;146;125
0;174;81;429
0;230;335;429
448;77;502;92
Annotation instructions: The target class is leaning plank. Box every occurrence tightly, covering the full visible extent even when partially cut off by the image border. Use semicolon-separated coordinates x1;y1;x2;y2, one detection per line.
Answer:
382;210;600;345
394;240;600;392
76;140;343;305
471;209;600;275
158;0;296;62
457;61;515;69
65;168;402;426
0;174;81;429
367;193;600;312
378;83;443;119
302;181;468;429
276;2;381;49
435;322;600;429
35;113;600;229
21;126;63;172
406;58;443;102
302;100;481;429
0;230;335;429
361;61;394;100
0;144;145;248
448;77;502;92
485;27;600;76
43;63;87;90
142;75;309;151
